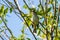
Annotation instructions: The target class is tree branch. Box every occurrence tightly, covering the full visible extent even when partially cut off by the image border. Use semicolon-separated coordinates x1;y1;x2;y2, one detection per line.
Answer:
54;0;57;38
0;16;13;37
13;10;23;22
2;0;9;7
0;36;4;40
3;0;23;22
45;0;48;40
0;28;9;40
39;0;44;12
23;0;30;10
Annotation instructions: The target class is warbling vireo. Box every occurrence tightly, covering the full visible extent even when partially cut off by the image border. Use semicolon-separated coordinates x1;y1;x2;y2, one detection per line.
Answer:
32;9;39;33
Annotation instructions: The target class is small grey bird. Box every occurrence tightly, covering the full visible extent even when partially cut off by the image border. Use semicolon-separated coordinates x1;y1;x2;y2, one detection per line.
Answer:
32;10;39;33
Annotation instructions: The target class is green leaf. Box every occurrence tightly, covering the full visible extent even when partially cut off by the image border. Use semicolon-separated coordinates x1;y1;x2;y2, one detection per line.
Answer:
0;30;4;32
47;7;51;13
20;34;25;40
4;19;8;22
2;26;7;30
54;37;58;40
25;17;32;26
4;8;8;15
23;4;28;9
37;10;43;15
37;28;40;35
0;20;2;24
28;20;32;26
0;5;4;13
0;5;4;16
9;2;12;5
10;7;13;13
21;28;24;33
48;0;54;4
26;38;30;40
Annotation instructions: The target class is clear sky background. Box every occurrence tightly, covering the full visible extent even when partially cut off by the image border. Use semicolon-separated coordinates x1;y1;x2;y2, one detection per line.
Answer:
0;0;60;40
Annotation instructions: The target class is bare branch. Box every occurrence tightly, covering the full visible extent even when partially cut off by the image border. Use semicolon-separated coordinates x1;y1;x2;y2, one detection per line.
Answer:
39;0;44;12
23;0;30;10
3;0;23;22
0;28;9;40
2;0;9;7
0;16;13;37
13;10;23;22
0;36;4;40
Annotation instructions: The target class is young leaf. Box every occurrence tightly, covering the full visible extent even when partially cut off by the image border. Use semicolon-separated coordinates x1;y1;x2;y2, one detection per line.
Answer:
26;38;30;40
21;28;24;33
48;0;54;4
47;7;51;13
0;20;2;24
25;17;32;26
37;28;40;35
10;7;13;13
4;8;8;14
2;26;7;30
0;5;4;14
28;20;32;26
23;4;28;9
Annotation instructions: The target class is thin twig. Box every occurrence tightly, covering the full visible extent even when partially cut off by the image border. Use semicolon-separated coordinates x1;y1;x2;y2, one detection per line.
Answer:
0;3;8;7
2;0;9;7
39;0;44;12
51;26;54;40
54;0;57;37
39;28;46;35
5;0;23;22
58;5;60;23
55;1;59;39
0;16;13;37
0;36;4;40
23;0;30;10
0;28;9;39
39;0;51;35
13;10;23;22
45;0;48;40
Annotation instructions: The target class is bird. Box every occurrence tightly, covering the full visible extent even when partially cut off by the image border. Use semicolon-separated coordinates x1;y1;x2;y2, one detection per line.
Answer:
31;9;39;33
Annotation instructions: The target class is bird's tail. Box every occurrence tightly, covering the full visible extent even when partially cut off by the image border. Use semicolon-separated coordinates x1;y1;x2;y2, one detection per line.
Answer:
33;25;36;33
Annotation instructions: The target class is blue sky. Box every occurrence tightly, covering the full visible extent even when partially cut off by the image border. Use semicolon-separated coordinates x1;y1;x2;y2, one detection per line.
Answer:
0;0;60;40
